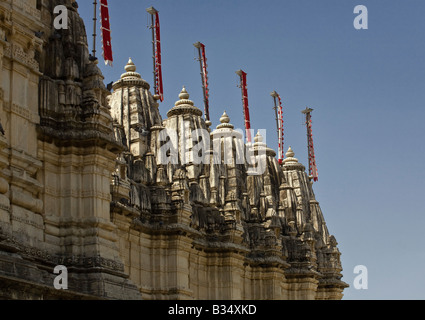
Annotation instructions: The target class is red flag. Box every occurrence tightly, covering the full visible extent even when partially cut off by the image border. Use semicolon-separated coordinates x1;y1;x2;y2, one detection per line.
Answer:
154;12;164;101
240;71;252;143
277;94;284;164
200;43;210;121
306;116;318;182
100;0;113;66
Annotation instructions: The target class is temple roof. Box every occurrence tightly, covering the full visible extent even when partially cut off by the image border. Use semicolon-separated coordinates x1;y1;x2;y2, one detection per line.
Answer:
112;58;150;90
167;87;203;118
282;146;305;171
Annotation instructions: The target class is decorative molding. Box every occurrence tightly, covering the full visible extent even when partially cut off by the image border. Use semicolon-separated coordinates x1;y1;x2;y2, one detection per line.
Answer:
0;236;125;273
10;211;44;230
0;29;5;45
8;0;41;20
3;43;11;58
11;103;30;121
10;189;43;214
3;101;10;112
1;42;38;71
0;177;9;194
12;45;38;71
44;187;111;201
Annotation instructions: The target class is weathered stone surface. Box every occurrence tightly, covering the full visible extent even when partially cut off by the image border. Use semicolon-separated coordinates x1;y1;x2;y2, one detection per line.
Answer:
0;0;347;300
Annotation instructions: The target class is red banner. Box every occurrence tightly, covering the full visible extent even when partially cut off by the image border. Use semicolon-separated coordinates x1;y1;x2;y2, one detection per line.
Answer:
277;94;284;164
306;115;318;182
100;0;113;66
154;12;164;102
200;43;210;121
240;71;252;143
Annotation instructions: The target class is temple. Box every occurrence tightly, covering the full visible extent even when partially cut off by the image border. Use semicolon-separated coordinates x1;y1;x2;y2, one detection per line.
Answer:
0;0;348;299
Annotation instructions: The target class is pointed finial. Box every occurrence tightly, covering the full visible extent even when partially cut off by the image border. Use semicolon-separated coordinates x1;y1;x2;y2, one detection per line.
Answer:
171;86;197;112
125;58;136;72
254;131;263;143
283;146;302;167
286;146;295;158
216;110;234;130
179;86;190;100
220;111;230;124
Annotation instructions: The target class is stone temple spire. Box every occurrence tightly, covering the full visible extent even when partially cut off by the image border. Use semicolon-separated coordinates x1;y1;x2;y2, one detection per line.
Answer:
109;58;162;157
216;111;234;130
179;86;189;99
167;86;203;118
252;131;276;158
125;58;136;72
284;146;296;162
117;58;148;85
282;146;305;171
162;86;208;180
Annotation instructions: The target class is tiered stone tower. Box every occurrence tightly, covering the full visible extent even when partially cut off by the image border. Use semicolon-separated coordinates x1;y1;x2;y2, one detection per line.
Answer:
0;0;347;299
106;58;348;300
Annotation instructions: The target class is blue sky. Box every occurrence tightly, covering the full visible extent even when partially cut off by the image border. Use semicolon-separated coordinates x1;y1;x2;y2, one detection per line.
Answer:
78;0;425;300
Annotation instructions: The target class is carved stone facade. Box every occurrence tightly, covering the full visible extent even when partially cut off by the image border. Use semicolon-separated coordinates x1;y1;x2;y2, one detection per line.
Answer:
0;0;348;300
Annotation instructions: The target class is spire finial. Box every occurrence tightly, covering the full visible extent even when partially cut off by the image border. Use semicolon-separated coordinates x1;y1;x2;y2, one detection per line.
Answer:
283;146;302;167
179;86;190;100
125;58;136;72
216;110;234;130
286;146;295;158
120;58;143;80
220;111;230;124
254;131;264;143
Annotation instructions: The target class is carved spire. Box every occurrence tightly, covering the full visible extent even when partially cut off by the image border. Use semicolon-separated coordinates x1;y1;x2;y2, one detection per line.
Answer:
220;111;230;123
112;58;150;90
121;57;141;79
216;111;234;130
283;146;299;164
282;146;305;170
254;131;264;144
253;131;276;158
125;58;137;72
167;86;203;117
179;86;190;100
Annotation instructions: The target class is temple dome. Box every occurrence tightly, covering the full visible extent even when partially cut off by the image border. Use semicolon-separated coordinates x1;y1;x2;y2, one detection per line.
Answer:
112;58;150;90
216;111;235;130
253;131;276;157
167;87;203;118
282;146;305;170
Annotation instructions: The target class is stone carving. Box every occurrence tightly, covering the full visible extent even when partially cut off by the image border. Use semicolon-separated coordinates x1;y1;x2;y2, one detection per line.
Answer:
0;0;347;300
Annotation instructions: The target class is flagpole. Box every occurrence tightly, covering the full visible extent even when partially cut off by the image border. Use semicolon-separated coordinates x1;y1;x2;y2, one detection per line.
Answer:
194;42;210;122
146;7;158;95
270;91;280;142
92;0;97;59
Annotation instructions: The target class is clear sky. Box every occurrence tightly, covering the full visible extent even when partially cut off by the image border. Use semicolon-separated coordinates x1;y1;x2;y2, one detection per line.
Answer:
78;0;425;300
